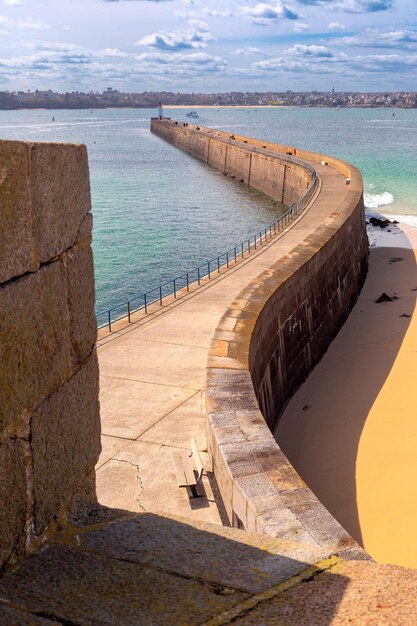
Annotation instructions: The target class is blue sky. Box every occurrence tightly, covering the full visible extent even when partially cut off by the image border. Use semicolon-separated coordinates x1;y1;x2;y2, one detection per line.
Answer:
0;0;416;92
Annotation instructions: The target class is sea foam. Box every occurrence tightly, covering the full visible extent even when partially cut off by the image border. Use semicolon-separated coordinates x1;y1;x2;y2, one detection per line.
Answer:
385;214;417;229
364;192;394;209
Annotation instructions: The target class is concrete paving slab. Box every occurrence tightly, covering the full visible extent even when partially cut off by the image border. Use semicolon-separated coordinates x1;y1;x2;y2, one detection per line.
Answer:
99;337;207;389
0;543;248;626
129;309;221;348
97;441;221;524
230;560;417;625
96;459;145;513
100;374;196;439
97;434;132;469
138;391;206;450
71;513;330;594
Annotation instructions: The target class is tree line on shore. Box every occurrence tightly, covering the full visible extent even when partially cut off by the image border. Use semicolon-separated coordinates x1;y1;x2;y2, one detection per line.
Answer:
1;89;416;110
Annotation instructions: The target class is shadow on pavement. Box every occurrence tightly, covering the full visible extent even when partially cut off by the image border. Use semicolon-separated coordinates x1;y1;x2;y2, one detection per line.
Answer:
0;505;350;625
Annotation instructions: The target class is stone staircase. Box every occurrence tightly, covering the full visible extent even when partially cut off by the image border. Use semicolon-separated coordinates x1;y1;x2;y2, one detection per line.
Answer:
0;507;416;625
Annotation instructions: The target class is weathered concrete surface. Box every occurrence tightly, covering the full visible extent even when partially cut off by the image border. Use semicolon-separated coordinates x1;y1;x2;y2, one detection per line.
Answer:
228;559;417;626
0;512;415;625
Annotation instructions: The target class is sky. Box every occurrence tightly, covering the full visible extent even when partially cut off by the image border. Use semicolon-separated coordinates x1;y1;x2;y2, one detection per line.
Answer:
0;0;416;92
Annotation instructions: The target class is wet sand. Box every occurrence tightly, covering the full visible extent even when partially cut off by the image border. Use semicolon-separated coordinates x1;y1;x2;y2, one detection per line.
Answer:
276;219;417;567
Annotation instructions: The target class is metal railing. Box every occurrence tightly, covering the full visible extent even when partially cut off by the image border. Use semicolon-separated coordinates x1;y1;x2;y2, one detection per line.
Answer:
96;159;319;332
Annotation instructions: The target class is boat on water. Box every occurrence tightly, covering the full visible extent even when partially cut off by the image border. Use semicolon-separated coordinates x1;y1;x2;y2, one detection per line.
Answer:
186;111;199;118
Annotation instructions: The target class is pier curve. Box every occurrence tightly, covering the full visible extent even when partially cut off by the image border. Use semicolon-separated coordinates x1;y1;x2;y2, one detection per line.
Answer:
98;120;368;558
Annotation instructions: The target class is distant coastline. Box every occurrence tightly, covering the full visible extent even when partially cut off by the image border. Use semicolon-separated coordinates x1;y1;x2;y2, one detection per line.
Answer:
1;104;416;112
1;89;416;111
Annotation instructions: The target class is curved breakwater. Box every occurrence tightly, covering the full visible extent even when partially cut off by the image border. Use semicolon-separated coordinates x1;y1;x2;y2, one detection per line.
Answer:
151;119;369;554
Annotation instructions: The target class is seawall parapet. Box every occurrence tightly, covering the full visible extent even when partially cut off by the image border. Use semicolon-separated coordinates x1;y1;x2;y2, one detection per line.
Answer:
151;117;317;207
152;119;368;552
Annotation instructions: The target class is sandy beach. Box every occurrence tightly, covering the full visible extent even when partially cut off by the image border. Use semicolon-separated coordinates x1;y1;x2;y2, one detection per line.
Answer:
276;216;417;568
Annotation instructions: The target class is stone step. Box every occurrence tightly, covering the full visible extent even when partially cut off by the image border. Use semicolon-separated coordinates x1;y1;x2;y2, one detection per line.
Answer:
0;510;414;625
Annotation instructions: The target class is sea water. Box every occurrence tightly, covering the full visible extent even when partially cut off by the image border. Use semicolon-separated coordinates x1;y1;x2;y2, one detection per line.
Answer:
1;106;416;314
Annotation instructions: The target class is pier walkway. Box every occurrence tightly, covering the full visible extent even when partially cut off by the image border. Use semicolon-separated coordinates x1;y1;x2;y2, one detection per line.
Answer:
96;156;346;524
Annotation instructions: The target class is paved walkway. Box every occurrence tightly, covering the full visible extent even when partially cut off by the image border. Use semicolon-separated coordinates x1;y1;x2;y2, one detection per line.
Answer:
96;159;347;525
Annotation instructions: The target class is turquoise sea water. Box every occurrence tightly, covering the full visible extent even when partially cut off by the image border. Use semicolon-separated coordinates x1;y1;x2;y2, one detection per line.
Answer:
1;107;416;314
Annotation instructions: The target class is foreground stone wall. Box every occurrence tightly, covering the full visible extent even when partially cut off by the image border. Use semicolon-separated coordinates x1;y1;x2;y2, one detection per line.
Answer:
150;118;314;206
0;140;101;571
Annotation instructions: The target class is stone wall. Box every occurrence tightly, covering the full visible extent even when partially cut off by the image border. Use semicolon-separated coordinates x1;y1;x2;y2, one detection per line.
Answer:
0;139;101;571
197;128;369;550
251;202;368;431
150;119;314;206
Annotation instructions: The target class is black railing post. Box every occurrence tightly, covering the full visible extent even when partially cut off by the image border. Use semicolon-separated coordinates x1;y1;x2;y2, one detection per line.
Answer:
198;267;201;285
226;251;229;268
159;286;163;306
128;301;131;323
186;273;189;292
144;292;148;313
208;261;211;279
234;247;237;263
108;310;112;332
173;279;177;298
217;256;220;273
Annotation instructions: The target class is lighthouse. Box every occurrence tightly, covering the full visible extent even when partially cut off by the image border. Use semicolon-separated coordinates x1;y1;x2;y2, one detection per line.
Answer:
157;101;163;120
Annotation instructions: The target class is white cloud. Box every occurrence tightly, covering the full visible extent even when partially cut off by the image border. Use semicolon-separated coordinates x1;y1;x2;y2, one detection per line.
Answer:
252;55;335;74
98;48;130;58
136;22;212;50
297;0;392;13
349;53;417;72
343;28;417;50
4;0;22;6
287;44;334;57
203;9;233;17
135;51;227;75
328;22;346;31
187;19;210;31
240;2;301;26
293;22;310;32
234;46;272;56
